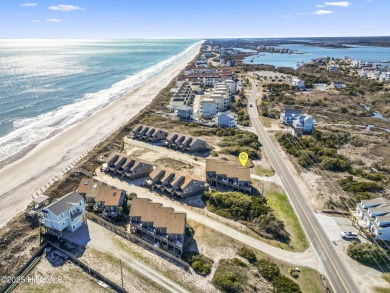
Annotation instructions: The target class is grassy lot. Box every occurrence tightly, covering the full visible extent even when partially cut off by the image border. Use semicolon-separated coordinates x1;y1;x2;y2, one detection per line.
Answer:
294;267;331;293
265;190;308;252
255;166;275;177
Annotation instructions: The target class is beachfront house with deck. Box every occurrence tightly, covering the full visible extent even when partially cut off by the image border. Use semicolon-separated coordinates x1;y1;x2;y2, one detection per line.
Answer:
41;192;86;236
280;108;302;125
129;198;186;256
205;159;252;194
356;198;390;241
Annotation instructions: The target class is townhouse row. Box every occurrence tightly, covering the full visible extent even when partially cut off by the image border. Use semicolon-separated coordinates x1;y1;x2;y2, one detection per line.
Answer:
131;124;210;153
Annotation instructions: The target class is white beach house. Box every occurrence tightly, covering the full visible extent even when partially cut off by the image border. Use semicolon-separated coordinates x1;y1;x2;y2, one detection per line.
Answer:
291;78;305;90
41;192;86;235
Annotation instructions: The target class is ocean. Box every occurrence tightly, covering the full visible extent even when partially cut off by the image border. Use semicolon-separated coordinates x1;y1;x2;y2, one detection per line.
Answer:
0;39;198;163
244;44;390;68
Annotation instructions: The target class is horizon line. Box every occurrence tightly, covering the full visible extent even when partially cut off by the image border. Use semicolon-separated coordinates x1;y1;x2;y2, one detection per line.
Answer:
0;35;390;40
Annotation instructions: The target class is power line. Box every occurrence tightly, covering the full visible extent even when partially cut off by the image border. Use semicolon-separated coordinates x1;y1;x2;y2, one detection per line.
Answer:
265;106;390;268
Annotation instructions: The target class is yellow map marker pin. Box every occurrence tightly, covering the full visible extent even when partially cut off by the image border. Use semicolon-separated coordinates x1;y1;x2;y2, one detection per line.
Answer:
239;152;249;167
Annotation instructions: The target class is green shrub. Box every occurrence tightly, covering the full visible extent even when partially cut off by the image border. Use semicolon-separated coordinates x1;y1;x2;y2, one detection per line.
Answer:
212;259;248;293
339;178;383;193
182;252;213;276
256;258;280;280
273;275;302;293
347;241;389;265
320;157;350;171
237;246;257;263
203;190;269;221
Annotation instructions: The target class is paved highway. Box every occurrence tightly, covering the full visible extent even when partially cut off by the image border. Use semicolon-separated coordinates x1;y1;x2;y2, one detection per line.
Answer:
247;79;360;293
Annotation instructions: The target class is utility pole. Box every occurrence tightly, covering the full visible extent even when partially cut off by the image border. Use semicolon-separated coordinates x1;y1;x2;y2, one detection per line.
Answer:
120;259;124;288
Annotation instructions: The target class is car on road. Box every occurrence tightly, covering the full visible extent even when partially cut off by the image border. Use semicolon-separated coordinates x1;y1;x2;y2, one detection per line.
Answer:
340;232;358;239
250;104;253;107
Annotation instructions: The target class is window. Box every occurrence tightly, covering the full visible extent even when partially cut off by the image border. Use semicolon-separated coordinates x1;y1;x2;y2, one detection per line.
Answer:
379;232;383;236
73;225;75;229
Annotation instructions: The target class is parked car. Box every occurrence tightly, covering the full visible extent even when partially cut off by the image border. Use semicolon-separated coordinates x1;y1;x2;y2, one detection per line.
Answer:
249;104;253;107
340;232;358;239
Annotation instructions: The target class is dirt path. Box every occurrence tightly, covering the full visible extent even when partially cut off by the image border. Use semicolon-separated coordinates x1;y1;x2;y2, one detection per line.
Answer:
86;220;190;293
95;171;322;272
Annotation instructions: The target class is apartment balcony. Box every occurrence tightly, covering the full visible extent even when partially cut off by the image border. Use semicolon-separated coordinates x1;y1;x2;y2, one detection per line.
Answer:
207;176;251;192
102;210;117;218
70;209;83;221
165;186;174;193
93;205;104;212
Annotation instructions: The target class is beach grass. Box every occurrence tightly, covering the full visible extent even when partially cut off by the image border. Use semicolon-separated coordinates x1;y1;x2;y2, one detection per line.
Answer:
265;190;308;252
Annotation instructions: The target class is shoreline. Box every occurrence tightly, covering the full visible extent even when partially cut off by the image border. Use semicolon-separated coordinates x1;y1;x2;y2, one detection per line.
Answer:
0;41;202;228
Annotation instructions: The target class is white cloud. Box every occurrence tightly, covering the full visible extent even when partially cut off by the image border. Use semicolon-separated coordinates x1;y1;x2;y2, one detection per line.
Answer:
48;4;85;11
20;3;38;7
32;19;40;23
46;18;62;23
312;9;334;15
316;4;325;7
283;14;291;18
324;1;352;7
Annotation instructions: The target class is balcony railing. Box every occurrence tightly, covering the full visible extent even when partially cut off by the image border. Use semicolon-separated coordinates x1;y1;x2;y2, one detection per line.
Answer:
70;209;83;221
131;223;184;249
207;176;251;191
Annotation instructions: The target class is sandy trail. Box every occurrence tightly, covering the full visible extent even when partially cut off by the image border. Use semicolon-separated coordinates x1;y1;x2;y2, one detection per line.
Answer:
0;43;201;228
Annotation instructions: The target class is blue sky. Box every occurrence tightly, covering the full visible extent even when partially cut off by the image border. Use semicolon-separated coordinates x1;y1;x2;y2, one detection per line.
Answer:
0;0;388;38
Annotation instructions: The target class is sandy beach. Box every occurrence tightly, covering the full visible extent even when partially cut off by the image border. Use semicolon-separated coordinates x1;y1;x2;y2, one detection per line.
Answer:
0;42;201;228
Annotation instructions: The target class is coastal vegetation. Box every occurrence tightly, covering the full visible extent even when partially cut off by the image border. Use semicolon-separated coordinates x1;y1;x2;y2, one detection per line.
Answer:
190;127;261;159
182;252;213;276
230;89;251;126
212;258;250;293
256;258;301;293
202;190;290;241
276;131;351;171
264;190;308;251
237;246;257;264
347;241;390;266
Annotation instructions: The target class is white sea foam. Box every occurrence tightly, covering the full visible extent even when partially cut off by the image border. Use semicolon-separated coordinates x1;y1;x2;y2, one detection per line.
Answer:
0;41;200;162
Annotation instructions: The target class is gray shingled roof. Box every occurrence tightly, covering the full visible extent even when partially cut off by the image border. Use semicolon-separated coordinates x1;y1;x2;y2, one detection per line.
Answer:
44;192;83;216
